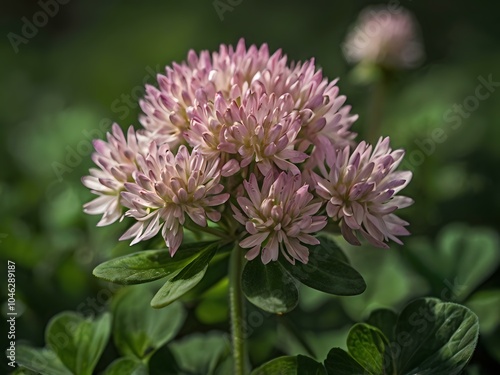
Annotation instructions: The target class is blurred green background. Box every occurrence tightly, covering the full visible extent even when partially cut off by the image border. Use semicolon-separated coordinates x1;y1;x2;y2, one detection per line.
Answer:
1;0;499;373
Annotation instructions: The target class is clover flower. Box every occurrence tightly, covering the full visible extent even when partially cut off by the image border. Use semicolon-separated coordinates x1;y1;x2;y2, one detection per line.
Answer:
343;7;424;69
82;124;148;226
313;137;413;248
271;60;358;168
189;90;307;177
233;172;327;264
83;40;414;263
143;39;357;171
119;144;229;255
139;39;272;150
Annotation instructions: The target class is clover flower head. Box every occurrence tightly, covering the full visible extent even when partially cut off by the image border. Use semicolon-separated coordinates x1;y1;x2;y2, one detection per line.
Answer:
143;39;357;175
83;40;414;264
343;7;424;69
119;144;229;255
233;172;327;264
314;137;413;248
218;90;308;176
249;55;358;166
284;62;358;160
139;39;273;150
82;124;148;226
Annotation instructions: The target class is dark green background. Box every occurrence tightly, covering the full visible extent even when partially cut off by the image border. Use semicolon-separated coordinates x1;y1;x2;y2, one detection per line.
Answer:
1;0;499;373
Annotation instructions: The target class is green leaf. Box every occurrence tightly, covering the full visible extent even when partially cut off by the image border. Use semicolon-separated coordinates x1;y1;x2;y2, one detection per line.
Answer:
251;355;326;375
195;279;229;325
104;357;148;375
149;345;182;375
407;224;500;301
346;323;393;374
466;289;500;334
365;308;398;343
93;241;217;285
113;286;186;359
326;298;479;375
11;369;41;375
242;259;299;314
280;236;366;296
15;346;72;375
184;252;230;299
295;354;328;375
395;298;479;374
336;235;428;321
324;348;369;375
168;332;231;375
46;312;111;375
151;243;218;308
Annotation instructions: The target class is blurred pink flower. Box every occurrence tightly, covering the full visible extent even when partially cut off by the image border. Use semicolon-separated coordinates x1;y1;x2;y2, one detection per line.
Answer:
120;144;229;255
313;137;413;248
343;7;424;69
82;124;148;226
233;172;327;264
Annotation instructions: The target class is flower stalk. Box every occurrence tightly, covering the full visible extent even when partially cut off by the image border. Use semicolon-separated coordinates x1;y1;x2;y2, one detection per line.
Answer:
229;244;247;375
367;73;388;143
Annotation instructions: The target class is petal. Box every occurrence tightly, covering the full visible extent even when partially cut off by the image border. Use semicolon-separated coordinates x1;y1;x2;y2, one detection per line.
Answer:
341;220;361;246
245;245;261;261
240;232;269;248
83;195;115;215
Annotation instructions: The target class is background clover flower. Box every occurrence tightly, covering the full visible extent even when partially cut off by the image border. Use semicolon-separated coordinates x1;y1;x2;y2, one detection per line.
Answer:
233;172;327;264
82;124;148;226
343;7;424;69
119;144;229;255
314;137;413;248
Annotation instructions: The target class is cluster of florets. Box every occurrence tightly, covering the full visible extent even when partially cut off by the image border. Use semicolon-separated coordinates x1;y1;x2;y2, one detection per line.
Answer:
83;39;412;264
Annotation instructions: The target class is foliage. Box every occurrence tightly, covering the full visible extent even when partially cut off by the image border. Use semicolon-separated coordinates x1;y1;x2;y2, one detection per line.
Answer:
1;0;500;374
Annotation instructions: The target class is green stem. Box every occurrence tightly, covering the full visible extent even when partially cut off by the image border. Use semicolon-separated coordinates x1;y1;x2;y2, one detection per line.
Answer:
367;71;389;143
229;245;247;375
